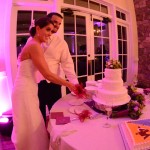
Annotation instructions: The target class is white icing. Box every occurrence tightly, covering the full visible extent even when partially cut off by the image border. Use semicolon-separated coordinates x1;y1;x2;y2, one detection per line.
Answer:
94;68;130;106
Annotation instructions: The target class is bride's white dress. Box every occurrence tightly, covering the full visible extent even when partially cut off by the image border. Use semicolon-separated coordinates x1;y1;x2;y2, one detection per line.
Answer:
11;59;49;150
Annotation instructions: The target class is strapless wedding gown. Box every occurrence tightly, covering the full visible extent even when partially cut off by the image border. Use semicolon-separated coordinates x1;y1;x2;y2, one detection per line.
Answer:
11;59;49;150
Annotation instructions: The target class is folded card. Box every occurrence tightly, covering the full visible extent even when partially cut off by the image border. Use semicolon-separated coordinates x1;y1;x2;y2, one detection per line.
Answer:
56;116;70;125
50;112;64;119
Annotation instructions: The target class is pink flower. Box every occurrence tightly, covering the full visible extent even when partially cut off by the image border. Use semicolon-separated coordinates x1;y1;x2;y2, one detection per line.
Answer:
134;106;139;112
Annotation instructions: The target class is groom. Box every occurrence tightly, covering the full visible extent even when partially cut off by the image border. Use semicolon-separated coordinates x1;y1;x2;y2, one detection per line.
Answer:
38;12;79;123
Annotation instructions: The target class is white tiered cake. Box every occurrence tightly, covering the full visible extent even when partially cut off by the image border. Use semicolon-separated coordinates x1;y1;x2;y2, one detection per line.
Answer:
93;60;130;106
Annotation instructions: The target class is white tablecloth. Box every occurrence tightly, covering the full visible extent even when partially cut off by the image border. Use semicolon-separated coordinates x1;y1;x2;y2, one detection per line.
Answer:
47;93;150;150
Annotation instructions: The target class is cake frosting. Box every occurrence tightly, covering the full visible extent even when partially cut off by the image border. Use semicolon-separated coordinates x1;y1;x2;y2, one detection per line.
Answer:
94;68;130;106
120;119;150;150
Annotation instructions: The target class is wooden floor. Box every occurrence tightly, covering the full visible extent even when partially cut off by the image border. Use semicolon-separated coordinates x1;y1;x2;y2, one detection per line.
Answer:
0;133;15;150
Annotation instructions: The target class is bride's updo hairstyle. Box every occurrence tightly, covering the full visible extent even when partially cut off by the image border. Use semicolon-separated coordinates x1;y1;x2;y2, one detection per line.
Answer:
29;16;54;37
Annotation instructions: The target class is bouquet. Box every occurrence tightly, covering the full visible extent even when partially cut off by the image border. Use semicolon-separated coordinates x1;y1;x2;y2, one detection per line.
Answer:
106;59;122;69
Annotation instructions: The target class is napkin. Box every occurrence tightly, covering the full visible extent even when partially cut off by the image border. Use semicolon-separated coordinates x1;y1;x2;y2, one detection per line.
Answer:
50;112;64;119
56;117;70;125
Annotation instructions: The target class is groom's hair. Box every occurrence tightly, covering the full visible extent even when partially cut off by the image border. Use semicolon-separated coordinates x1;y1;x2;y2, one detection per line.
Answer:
47;12;63;19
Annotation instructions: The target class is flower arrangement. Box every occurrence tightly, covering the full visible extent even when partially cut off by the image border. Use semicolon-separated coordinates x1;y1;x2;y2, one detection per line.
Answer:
106;59;122;69
111;85;145;120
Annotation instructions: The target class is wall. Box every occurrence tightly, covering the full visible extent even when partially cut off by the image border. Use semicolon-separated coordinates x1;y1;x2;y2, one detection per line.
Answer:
134;0;150;87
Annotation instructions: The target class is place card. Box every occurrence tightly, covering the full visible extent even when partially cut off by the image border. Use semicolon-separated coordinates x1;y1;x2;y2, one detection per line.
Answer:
56;116;70;125
50;112;64;119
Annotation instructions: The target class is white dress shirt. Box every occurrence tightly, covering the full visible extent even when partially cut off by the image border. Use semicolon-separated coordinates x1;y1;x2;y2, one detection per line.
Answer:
36;34;78;84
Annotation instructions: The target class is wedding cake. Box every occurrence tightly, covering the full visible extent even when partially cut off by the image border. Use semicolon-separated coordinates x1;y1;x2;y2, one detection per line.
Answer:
93;59;130;106
120;119;150;150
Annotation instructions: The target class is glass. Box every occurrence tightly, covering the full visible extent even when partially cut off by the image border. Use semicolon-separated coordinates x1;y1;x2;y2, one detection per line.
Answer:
94;37;102;54
77;57;87;76
118;40;122;54
117;25;122;39
64;14;75;34
89;1;100;11
116;10;121;18
64;35;76;55
123;41;127;54
122;69;127;82
103;38;109;54
95;74;103;81
95;56;102;73
102;22;109;37
64;0;74;4
121;13;126;20
33;11;47;20
76;16;86;34
122;26;127;40
17;11;31;33
77;36;87;55
103;105;112;128
93;19;101;36
76;0;88;8
16;36;29;57
101;4;108;14
123;55;127;68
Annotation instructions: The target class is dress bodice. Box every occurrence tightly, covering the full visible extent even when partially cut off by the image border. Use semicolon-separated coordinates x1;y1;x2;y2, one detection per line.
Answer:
14;59;37;88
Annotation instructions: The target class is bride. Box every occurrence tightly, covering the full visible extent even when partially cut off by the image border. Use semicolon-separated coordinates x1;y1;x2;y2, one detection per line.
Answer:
11;16;77;150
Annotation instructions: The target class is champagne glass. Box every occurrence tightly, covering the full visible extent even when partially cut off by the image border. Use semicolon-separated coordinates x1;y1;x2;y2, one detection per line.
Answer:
103;102;113;128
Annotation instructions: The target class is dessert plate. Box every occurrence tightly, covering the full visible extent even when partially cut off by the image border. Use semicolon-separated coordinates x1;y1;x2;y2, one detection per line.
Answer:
68;99;84;106
68;105;86;114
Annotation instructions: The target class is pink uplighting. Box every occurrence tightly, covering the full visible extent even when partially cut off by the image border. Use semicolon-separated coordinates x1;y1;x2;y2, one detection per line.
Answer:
0;72;12;116
0;117;9;124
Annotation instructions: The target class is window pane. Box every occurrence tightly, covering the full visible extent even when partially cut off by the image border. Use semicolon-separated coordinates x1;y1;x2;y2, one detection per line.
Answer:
102;22;109;37
33;11;47;20
95;74;103;81
17;36;29;57
123;41;127;54
64;0;74;4
89;1;100;11
123;55;127;68
116;10;121;18
94;37;103;54
64;35;75;55
121;13;126;20
95;56;102;73
78;76;87;87
122;26;127;40
76;0;88;8
64;14;75;34
17;11;31;33
122;69;127;82
93;19;101;36
76;16;86;34
118;40;122;54
103;38;109;54
117;25;122;39
77;36;87;55
101;4;108;14
77;57;87;76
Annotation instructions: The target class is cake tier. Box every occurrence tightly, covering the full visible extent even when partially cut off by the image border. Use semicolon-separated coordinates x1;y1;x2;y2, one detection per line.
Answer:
104;68;122;80
94;88;130;106
120;119;150;150
101;78;124;91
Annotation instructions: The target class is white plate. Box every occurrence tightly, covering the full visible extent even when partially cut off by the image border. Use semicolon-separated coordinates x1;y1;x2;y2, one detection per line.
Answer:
68;99;84;106
68;106;86;114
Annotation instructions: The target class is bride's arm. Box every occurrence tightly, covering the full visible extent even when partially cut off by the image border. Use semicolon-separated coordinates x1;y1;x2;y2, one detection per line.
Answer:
28;43;76;92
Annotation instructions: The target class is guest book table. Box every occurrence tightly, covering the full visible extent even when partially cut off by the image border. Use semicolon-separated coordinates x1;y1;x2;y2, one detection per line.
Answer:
47;93;150;150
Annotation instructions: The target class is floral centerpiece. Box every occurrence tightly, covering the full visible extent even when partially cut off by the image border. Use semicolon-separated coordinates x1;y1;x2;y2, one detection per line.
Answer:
106;59;122;69
111;85;145;120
